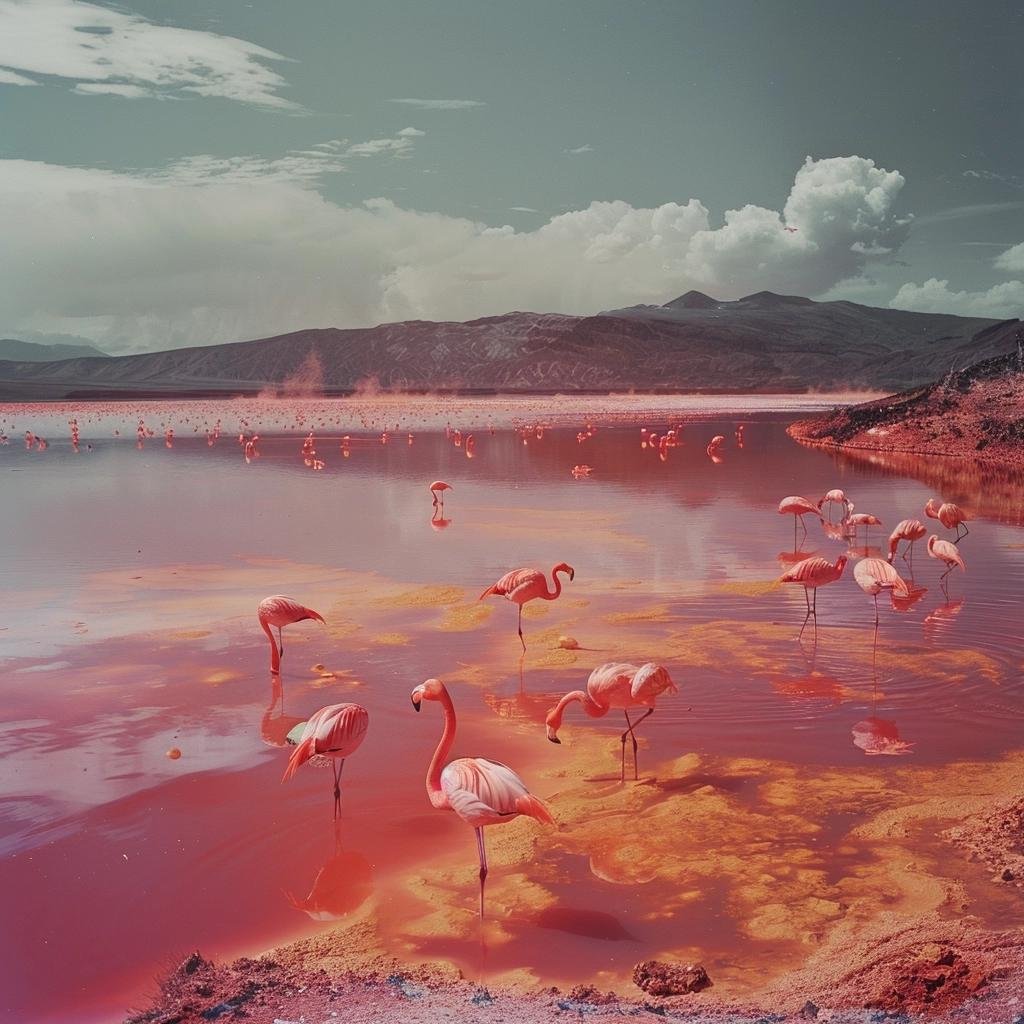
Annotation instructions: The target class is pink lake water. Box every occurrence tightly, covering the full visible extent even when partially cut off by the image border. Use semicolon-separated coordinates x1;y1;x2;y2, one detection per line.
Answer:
1;397;1023;1023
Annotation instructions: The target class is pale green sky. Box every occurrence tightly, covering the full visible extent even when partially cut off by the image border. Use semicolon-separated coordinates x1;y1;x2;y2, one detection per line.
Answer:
2;0;1022;351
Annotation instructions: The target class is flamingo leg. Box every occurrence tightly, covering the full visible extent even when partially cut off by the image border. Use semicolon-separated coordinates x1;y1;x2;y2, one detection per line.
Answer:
475;826;488;919
812;587;818;638
517;605;525;652
798;587;812;640
955;523;969;543
277;625;284;663
621;708;654;781
332;759;345;820
873;593;879;627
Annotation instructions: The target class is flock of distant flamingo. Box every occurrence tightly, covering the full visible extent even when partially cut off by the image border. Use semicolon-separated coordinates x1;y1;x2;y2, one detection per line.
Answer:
778;490;969;637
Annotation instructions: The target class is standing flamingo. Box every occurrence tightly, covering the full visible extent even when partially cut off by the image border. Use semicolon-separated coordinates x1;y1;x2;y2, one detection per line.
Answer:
925;499;969;542
258;595;325;674
818;489;851;523
927;535;966;595
778;495;822;546
411;678;553;918
779;555;848;638
480;563;574;651
282;703;369;819
887;519;927;566
853;558;910;626
545;663;677;781
429;480;452;507
847;512;882;542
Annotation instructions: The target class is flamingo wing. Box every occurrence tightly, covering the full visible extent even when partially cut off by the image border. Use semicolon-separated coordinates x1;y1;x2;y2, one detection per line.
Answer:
629;663;677;702
854;558;909;596
779;557;832;584
441;758;551;826
480;568;543;601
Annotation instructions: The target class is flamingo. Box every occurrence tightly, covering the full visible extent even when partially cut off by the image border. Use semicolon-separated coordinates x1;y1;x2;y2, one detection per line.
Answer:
847;512;882;541
779;555;848;638
411;678;553;918
818;489;850;523
257;595;325;674
429;480;452;507
480;563;575;651
545;662;678;781
887;519;927;566
778;495;822;545
927;535;966;595
853;558;910;626
924;499;969;542
282;703;369;820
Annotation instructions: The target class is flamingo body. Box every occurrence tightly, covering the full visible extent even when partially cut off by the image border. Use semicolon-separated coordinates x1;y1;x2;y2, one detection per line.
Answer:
925;498;969;540
480;563;574;650
779;555;848;637
429;481;452;507
853;558;909;625
887;519;927;564
258;595;325;673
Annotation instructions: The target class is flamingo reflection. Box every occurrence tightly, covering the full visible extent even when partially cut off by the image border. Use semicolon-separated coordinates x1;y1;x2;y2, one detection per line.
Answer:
286;825;373;920
852;716;915;756
260;676;306;747
411;678;553;919
545;662;678;782
924;596;967;640
430;507;452;530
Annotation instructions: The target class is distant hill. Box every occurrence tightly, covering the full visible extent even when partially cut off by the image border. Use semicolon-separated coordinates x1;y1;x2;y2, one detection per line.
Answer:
0;293;1019;399
0;338;107;362
789;333;1024;465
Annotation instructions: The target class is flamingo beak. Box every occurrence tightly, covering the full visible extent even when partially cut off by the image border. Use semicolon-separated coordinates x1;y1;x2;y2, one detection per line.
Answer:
569;568;575;581
546;725;560;744
412;697;421;712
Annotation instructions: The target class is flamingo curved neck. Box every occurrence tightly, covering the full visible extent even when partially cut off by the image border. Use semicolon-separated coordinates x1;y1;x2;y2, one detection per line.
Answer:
426;690;457;809
543;566;568;601
550;689;606;730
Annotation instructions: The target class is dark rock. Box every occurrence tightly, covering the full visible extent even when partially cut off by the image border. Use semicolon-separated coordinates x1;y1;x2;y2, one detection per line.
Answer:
632;960;711;996
800;1000;819;1018
182;953;207;976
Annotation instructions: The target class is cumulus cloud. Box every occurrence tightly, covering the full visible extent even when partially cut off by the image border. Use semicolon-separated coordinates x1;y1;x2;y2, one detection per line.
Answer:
0;0;297;108
994;242;1024;274
389;97;484;110
0;153;912;353
889;278;1024;319
396;126;425;137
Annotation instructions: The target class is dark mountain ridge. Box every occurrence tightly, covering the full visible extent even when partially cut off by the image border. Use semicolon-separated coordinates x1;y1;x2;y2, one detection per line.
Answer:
0;293;1018;400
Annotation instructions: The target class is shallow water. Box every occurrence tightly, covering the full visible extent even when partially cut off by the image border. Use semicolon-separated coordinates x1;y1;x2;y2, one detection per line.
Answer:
2;399;1024;1023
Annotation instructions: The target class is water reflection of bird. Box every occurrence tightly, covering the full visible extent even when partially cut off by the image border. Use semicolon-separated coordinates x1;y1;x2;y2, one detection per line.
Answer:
779;555;848;638
887;519;927;567
283;703;369;820
430;507;452;530
480;563;574;651
545;662;678;782
258;595;325;674
923;596;967;640
260;676;307;747
852;716;915;756
925;498;969;543
890;583;929;613
286;825;373;920
778;496;822;546
853;558;910;626
928;535;966;596
411;679;553;918
818;489;850;522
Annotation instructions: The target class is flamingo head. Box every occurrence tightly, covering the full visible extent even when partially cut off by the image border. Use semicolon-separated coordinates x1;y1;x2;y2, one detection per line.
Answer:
555;562;575;581
411;677;445;711
835;555;849;574
544;710;562;744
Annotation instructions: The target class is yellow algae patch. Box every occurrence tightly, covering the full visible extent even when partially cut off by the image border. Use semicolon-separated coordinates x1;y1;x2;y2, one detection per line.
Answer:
771;672;853;703
167;629;212;641
716;579;783;598
203;669;243;686
438;603;492;631
527;647;579;668
371;632;411;646
375;585;464;609
521;603;549;620
603;603;677;625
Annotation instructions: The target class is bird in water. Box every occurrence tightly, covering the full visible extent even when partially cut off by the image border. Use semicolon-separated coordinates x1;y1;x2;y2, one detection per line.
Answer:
887;519;928;567
927;535;966;595
545;662;678;781
282;703;369;820
480;563;574;651
779;555;848;638
778;495;822;546
924;498;969;543
429;480;452;508
258;595;325;674
847;512;882;541
853;558;910;626
411;678;553;918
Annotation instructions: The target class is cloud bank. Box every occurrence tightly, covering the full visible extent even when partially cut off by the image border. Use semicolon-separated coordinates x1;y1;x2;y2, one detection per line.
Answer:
0;154;912;353
0;0;297;108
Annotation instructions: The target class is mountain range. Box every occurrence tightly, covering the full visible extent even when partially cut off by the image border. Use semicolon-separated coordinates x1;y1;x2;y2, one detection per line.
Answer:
0;338;107;363
0;292;1019;399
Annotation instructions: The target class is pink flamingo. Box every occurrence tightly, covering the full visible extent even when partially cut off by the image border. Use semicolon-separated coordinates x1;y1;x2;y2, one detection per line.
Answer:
924;499;969;542
847;512;882;541
257;595;325;673
887;519;927;566
853;558;910;626
411;678;553;918
480;563;575;651
282;703;369;819
779;555;848;638
429;480;452;507
927;535;966;595
818;489;850;523
545;662;677;781
778;495;822;545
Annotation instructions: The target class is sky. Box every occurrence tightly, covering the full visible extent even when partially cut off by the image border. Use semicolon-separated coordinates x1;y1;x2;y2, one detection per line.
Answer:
1;0;1023;354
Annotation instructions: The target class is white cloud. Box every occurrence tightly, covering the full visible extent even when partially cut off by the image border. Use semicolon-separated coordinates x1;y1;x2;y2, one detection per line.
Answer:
397;126;425;137
346;136;415;158
0;0;297;109
994;242;1024;274
0;65;36;85
389;97;484;110
0;153;913;353
889;278;1024;319
565;144;593;155
73;81;153;98
510;206;540;213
